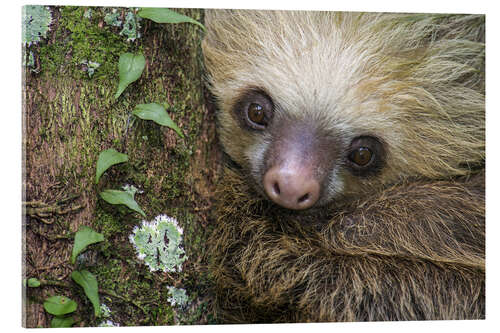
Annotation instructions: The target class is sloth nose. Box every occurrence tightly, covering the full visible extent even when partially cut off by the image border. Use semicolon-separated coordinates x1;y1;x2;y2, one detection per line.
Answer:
263;164;320;210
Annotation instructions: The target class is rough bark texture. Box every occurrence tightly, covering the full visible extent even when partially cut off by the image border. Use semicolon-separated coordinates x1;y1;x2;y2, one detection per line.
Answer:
23;6;220;327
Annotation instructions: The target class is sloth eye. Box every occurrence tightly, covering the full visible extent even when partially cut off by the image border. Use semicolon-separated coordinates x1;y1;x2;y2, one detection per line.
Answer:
247;103;266;126
233;89;273;130
347;136;385;177
349;147;373;166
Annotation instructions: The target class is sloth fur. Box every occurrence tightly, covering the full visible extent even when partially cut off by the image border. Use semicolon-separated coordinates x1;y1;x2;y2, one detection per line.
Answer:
202;10;485;323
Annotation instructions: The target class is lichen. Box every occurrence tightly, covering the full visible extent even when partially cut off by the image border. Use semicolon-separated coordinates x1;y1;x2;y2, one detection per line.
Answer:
167;286;189;308
23;51;35;68
99;320;120;327
22;5;52;46
122;184;143;195
120;11;142;41
104;8;142;42
98;303;120;327
100;303;112;318
83;8;92;19
129;215;187;273
80;59;101;78
104;9;122;27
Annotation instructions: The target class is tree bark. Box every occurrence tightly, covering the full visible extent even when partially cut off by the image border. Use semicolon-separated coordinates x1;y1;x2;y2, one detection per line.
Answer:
23;6;219;327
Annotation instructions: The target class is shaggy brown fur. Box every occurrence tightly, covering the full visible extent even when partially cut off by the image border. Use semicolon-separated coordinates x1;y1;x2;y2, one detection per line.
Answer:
210;168;484;322
202;10;485;323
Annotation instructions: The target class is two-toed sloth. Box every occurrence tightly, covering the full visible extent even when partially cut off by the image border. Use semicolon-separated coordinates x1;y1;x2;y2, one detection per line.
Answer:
202;10;485;323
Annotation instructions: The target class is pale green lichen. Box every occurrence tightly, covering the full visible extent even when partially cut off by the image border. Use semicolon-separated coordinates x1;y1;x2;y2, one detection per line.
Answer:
98;303;120;327
167;286;189;308
104;9;122;27
100;303;112;318
104;9;141;42
120;11;142;41
99;320;120;327
23;51;35;68
123;184;143;195
80;59;101;78
22;5;52;46
83;8;93;19
129;215;187;273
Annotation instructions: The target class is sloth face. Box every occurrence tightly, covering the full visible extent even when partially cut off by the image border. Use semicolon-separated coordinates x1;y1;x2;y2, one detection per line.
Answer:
204;10;484;210
228;88;388;210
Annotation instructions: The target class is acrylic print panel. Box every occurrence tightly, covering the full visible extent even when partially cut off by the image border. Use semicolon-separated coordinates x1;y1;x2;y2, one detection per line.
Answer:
22;4;484;328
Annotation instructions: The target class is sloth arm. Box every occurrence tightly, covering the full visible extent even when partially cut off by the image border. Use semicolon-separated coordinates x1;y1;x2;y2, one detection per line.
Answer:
312;172;484;320
322;171;485;269
212;169;485;321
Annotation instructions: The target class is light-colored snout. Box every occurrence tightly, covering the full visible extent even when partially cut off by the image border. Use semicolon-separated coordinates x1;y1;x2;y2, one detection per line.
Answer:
263;157;321;210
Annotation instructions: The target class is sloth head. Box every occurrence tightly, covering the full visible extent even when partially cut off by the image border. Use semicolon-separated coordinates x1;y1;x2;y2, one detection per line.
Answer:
202;10;484;210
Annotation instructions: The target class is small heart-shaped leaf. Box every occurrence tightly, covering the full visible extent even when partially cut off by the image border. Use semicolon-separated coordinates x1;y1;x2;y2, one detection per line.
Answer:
43;296;77;316
50;316;76;328
71;226;105;264
95;148;128;184
115;53;146;99
138;8;205;30
100;189;146;217
27;278;41;288
133;103;184;138
72;270;101;317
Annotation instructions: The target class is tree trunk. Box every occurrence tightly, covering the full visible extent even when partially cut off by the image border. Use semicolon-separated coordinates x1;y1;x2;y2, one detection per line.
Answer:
23;6;220;327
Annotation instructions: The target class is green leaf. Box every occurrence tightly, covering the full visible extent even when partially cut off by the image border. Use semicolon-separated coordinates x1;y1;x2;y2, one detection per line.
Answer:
71;226;105;264
43;296;77;316
27;278;41;288
95;148;129;184
133;103;184;138
115;53;146;99
138;8;205;30
100;189;146;217
50;316;76;328
72;270;101;317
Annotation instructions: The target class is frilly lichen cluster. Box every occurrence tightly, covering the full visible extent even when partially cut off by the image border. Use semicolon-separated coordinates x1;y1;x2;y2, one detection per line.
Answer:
167;286;189;307
129;215;187;273
104;8;141;41
22;5;52;46
98;304;120;327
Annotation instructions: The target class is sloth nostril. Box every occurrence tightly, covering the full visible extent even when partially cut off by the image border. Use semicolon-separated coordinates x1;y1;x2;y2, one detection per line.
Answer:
298;193;310;204
273;182;281;195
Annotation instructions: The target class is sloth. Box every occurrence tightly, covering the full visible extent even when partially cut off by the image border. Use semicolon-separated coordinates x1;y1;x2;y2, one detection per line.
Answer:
201;10;485;323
